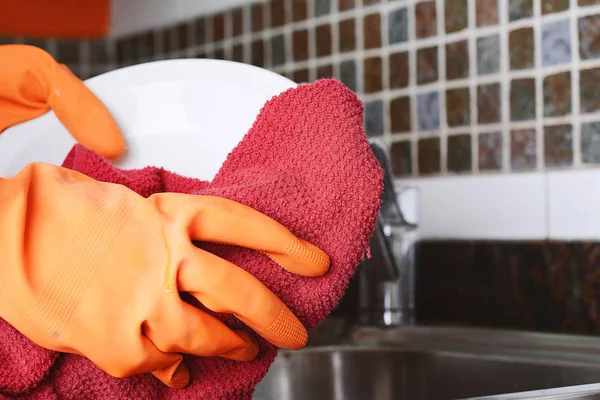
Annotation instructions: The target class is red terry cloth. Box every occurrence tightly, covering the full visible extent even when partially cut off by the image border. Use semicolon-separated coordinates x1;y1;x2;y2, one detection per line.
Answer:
0;79;383;399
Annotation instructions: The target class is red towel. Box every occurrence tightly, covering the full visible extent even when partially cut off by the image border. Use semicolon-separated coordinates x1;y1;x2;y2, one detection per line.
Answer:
0;79;382;399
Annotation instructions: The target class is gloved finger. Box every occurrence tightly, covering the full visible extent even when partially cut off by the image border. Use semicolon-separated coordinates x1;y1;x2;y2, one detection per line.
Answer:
152;194;330;277
151;355;190;390
179;246;308;350
144;300;258;361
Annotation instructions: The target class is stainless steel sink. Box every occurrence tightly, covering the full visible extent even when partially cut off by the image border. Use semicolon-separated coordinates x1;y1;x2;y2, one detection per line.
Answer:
253;326;600;400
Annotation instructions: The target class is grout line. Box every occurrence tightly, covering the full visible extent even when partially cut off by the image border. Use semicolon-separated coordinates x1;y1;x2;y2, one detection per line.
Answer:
499;0;511;173
437;0;448;174
570;0;582;167
533;0;545;170
467;0;478;173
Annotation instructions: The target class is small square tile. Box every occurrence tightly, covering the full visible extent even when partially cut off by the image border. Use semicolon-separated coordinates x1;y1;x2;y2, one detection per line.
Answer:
251;39;265;67
448;134;472;173
364;0;381;5
195;17;206;45
543;72;571;117
317;64;334;79
581;121;600;163
89;39;108;64
132;31;156;61
271;0;285;27
446;40;469;80
509;27;534;70
389;8;409;44
445;0;468;33
417;91;440;131
511;129;537;170
23;38;48;52
316;24;332;57
390;96;411;132
315;0;332;17
233;44;244;62
580;0;600;5
478;131;503;170
542;19;571;66
415;2;437;38
340;60;357;92
510;78;536;121
293;30;309;61
176;23;189;50
417;46;438;84
339;19;356;52
476;0;498;26
509;0;533;21
544;124;573;167
339;0;355;10
477;34;500;75
271;34;286;67
162;26;176;54
391;141;413;177
293;0;308;22
365;100;384;136
390;51;409;88
214;48;225;60
56;40;80;64
251;4;263;32
293;68;310;83
580;67;600;113
478;83;501;124
232;8;243;36
418;137;441;175
364;14;382;49
446;88;471;127
213;13;225;41
364;57;382;93
579;15;600;60
542;0;569;14
195;51;207;59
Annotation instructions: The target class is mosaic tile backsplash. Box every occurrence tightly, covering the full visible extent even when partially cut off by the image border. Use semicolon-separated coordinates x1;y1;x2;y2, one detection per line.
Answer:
4;0;600;177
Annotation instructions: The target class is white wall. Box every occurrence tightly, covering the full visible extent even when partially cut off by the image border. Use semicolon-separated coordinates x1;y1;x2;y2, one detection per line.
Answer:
109;0;256;37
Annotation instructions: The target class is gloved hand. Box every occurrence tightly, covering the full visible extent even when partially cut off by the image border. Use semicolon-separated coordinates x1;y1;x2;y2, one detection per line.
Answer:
0;44;125;159
0;45;330;389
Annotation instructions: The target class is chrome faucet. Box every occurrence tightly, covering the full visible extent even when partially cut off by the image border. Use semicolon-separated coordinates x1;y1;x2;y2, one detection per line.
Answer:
357;140;419;326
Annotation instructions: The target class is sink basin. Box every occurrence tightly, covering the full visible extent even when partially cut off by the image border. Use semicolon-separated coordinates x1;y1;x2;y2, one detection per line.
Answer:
253;326;600;400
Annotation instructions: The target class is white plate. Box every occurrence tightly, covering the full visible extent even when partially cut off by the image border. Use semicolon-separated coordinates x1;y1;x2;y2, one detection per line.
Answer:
0;59;297;180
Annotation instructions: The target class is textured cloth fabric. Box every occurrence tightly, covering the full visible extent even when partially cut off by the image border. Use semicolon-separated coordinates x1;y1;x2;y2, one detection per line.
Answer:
0;79;382;399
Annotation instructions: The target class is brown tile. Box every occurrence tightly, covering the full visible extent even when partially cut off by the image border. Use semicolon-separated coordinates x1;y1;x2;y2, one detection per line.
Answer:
364;0;380;4
339;0;355;11
364;14;382;49
176;23;189;50
389;52;409;89
339;19;356;53
293;0;308;22
132;31;155;61
544;124;573;167
233;43;244;62
446;40;469;80
213;13;225;41
542;0;569;14
56;40;81;64
476;0;498;26
294;68;310;83
271;0;285;28
251;39;264;67
478;131;503;170
293;30;309;61
580;0;600;5
416;1;438;38
509;27;534;70
418;137;441;175
214;48;225;60
364;57;383;93
446;88;471;127
317;64;334;79
511;129;537;170
251;3;263;32
390;96;411;132
579;14;600;60
417;46;438;84
477;83;501;124
89;39;108;64
445;0;468;33
162;26;176;54
447;134;472;173
115;37;131;64
543;72;571;117
580;67;600;113
391;141;413;177
316;24;332;57
511;78;536;121
232;8;243;36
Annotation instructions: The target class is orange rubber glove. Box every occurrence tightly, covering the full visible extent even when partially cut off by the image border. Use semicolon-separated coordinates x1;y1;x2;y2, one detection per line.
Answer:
0;44;125;159
0;44;331;389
